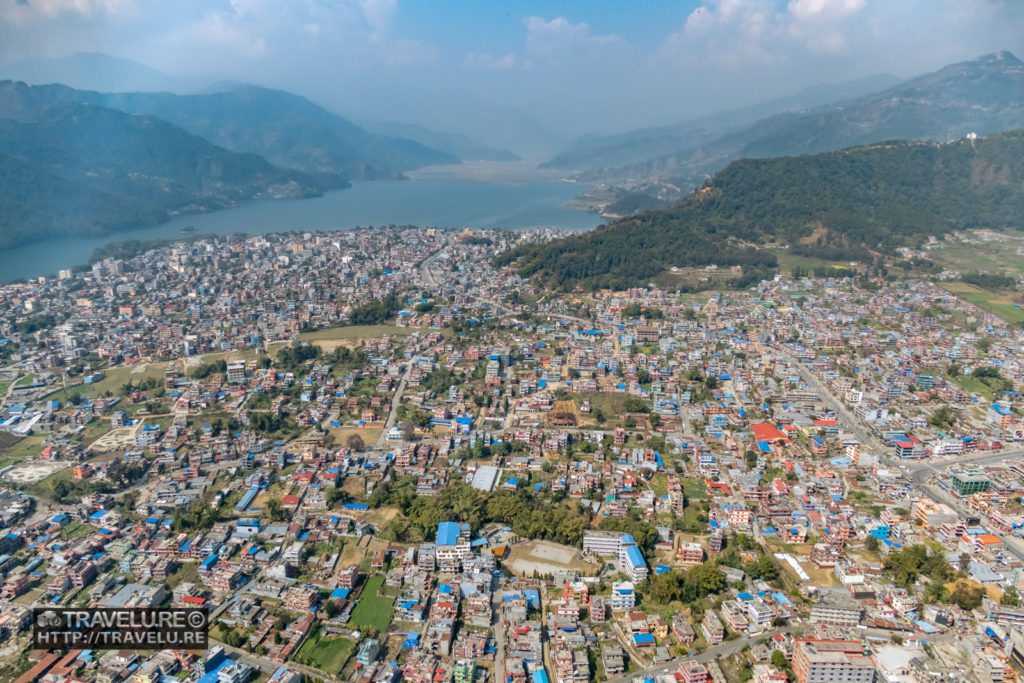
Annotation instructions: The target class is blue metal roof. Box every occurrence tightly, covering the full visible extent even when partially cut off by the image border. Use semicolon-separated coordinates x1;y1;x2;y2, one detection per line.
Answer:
623;545;645;569
437;521;460;546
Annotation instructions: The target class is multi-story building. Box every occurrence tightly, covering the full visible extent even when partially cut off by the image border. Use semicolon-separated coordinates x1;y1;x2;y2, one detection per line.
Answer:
282;585;318;613
809;595;863;627
678;542;704;566
747;598;773;630
676;660;708;683
793;640;876;683
609;582;635;611
701;611;724;645
589;596;607;622
436;522;471;569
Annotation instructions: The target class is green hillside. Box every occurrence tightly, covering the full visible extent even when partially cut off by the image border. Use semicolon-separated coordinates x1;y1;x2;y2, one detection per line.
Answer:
498;131;1024;290
0;103;326;248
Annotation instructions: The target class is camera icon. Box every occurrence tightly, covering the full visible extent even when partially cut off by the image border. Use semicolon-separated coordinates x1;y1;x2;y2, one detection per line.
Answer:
36;610;62;629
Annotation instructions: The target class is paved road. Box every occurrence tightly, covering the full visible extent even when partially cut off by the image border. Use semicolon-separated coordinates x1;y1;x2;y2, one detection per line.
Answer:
603;628;790;683
775;348;885;453
375;363;410;448
907;450;1024;564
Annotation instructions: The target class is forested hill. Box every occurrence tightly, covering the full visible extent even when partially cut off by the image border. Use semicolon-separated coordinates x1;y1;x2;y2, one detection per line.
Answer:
496;131;1024;290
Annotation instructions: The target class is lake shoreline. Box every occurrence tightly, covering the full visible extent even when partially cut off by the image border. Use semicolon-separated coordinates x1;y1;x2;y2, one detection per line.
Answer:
0;176;603;283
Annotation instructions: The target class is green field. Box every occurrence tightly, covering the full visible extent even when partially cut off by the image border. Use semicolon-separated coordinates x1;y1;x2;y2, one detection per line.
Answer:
301;325;415;342
772;248;859;277
14;374;35;387
294;633;355;675
952;373;994;400
80;419;114;445
941;282;1024;324
59;521;98;540
682;478;707;500
0;434;45;467
348;574;393;632
44;363;169;403
930;232;1024;278
573;392;632;427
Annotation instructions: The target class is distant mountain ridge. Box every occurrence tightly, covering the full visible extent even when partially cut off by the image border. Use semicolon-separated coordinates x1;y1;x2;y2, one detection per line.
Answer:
541;73;902;171
569;51;1024;202
0;80;458;181
0;52;188;94
497;130;1024;290
361;120;521;162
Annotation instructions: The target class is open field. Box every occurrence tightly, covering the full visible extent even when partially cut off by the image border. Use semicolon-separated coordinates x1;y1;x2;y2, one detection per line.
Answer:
930;231;1024;277
91;423;142;452
294;633;355;675
941;282;1024;324
4;459;69;485
348;574;394;632
573;392;628;426
951;373;994;401
682;478;707;500
650;270;739;291
0;433;42;468
302;325;413;341
771;248;860;277
185;347;270;373
328;426;382;449
505;540;601;577
80;419;114;447
43;363;169;404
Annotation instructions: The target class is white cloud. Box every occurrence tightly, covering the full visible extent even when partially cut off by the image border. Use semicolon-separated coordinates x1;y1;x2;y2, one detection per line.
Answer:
523;16;621;63
1;0;133;24
464;51;518;70
788;0;866;21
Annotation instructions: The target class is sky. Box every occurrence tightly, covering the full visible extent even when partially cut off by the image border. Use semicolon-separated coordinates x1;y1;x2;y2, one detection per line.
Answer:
1;0;1023;147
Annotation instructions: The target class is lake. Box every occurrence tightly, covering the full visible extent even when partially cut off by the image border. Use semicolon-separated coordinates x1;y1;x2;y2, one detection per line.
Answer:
0;167;602;282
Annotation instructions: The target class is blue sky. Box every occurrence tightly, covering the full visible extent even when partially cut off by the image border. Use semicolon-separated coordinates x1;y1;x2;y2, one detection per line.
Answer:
2;0;1023;145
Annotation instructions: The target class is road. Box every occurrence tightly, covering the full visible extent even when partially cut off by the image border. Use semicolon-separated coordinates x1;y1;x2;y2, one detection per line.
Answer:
492;587;507;683
375;363;410;448
603;628;789;683
775;347;885;453
906;448;1024;564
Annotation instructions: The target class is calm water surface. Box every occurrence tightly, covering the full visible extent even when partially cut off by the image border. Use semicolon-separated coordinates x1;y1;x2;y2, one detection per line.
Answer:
0;174;602;282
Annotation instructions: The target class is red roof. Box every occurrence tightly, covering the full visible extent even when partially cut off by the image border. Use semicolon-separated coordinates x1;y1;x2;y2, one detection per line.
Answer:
752;423;787;442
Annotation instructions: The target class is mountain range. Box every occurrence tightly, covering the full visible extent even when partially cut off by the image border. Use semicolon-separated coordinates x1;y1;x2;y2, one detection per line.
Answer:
497;130;1024;291
555;51;1024;206
0;81;460;181
0;77;488;249
0;102;327;249
541;73;902;172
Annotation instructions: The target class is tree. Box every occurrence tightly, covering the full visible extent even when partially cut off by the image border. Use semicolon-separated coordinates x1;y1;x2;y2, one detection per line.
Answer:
346;433;365;451
648;413;661;428
401;420;416;441
1002;586;1020;606
950;582;984;611
771;650;789;670
864;535;879;552
264;499;288;522
929;405;954;429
